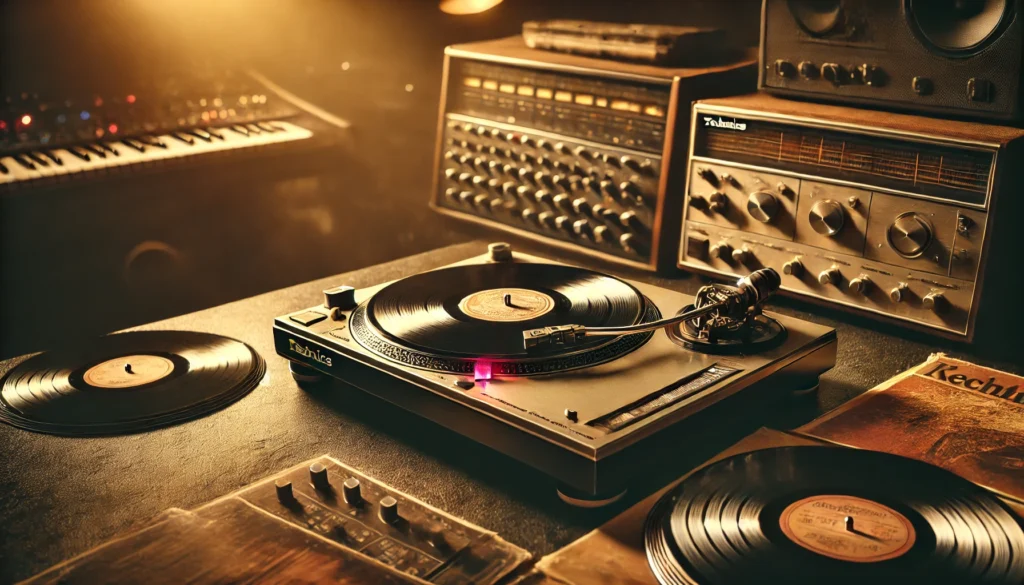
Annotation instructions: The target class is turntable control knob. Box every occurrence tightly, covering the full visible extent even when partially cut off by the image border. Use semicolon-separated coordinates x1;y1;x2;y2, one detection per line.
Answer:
922;292;946;312
310;462;330;492
887;213;932;258
710;242;732;260
746;191;779;223
379;496;399;524
731;247;750;264
275;480;295;505
534;190;553;206
538;211;556;229
890;283;908;303
552;193;572;211
342;477;363;506
708;191;728;213
818;267;841;286
573;219;593;239
808;200;845;237
782;259;804;277
798;61;818;79
848;275;871;295
572;198;593;217
821;63;845;86
324;286;357;310
593;225;610;243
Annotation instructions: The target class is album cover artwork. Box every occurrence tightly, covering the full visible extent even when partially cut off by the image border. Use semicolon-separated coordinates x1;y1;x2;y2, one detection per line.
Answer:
800;354;1023;503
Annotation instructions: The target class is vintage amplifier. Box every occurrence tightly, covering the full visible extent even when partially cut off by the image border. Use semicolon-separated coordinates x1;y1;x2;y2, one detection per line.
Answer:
430;36;756;271
678;93;1024;340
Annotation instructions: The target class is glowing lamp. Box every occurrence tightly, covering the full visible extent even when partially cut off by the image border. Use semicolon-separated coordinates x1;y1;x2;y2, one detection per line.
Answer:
19;114;32;126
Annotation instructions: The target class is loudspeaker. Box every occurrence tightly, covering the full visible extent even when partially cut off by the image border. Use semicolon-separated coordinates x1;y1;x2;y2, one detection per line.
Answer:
759;0;1023;121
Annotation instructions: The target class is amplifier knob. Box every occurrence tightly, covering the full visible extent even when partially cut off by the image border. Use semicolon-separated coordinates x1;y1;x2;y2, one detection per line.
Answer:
731;247;750;264
573;145;595;161
536;171;555;187
555;142;571;155
639;159;655;175
808;199;845;236
519;152;537;166
555;215;574;233
601;153;621;168
310;463;331;492
592;225;609;244
536;139;552;151
887;213;932;258
782;259;803;277
487;178;501;192
552;193;572;211
573;219;593;239
848;275;872;295
621;157;642;171
620;181;643;205
489;128;501;139
342;478;363;506
698;167;720;188
472;194;489;208
518;135;534;147
538;211;556;229
710;242;732;260
889;283;908;303
458;191;475;205
912;76;934;96
746;191;779;223
534;190;553;206
818;266;841;286
856;64;884;86
619;233;638;253
572;198;593;217
521;208;537;224
488;198;505;213
443;188;458;204
517;168;534;183
487;160;501;175
443;150;457;162
276;480;295;505
516;186;534;201
619;210;644;232
774;59;797;78
471;175;487;190
708;191;728;213
458;154;472;167
600;180;620;200
502;163;515;177
501;181;517;197
798;61;818;79
582;177;601;193
821;63;845;86
553;175;571;191
379;496;399;524
458;172;473;185
922;292;946;313
444;168;458;182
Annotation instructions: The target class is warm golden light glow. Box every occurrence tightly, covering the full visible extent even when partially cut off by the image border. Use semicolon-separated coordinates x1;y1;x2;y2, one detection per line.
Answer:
644;105;665;117
574;94;594;106
482;80;498;91
536;88;553;100
464;77;482;88
439;0;503;15
498;83;515;94
516;85;534;96
554;91;572;102
595;97;608;107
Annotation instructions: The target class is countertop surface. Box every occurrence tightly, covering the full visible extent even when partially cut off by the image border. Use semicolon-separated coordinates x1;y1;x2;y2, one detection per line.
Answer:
1;239;1019;583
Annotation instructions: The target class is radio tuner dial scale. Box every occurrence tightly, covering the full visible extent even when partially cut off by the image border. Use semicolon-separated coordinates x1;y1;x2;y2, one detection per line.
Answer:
679;94;1024;340
430;36;756;271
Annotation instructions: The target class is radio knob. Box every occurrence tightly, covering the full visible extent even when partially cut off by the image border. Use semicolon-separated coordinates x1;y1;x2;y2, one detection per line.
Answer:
798;61;818;79
922;292;946;312
887;213;932;258
572;198;593;217
731;247;750;264
889;283;908;303
818;266;841;286
708;191;728;213
710;242;732;260
808;200;845;236
821;63;845;86
782;259;803;277
848;275;871;295
774;59;797;78
746;191;779;223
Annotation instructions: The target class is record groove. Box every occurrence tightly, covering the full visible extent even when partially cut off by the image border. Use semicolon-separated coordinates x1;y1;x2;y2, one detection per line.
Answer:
644;446;1024;585
0;331;265;436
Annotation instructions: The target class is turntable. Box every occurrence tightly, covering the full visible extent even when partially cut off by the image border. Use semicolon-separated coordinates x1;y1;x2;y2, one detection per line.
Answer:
273;243;837;504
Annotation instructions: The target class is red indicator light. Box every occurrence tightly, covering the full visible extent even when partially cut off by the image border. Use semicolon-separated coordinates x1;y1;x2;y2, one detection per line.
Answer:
108;124;118;134
0;121;7;131
126;94;136;104
473;361;493;381
19;114;32;126
94;97;103;107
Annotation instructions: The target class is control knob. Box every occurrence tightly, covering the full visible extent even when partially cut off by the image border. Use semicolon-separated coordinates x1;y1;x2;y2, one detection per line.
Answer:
808;200;845;237
798;61;818;79
275;480;296;505
746;191;779;223
818;266;841;286
821;63;845;86
708;191;728;213
310;463;330;492
922;292;946;313
710;242;732;260
698;167;720;187
782;259;803;277
324;285;357;310
889;283;908;303
379;496;399;524
848;275;871;295
887;213;932;258
342;477;363;505
731;247;750;264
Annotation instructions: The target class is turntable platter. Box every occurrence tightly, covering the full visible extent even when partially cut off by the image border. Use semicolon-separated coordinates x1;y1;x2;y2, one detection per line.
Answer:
351;262;660;376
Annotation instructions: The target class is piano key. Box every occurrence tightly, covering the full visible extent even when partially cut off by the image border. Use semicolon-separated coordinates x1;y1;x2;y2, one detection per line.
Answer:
255;122;278;133
1;156;45;182
12;155;36;171
139;136;167;149
41;150;63;165
171;132;195;145
188;129;213;142
98;142;120;156
206;127;225;140
25;152;51;167
245;123;262;134
81;144;108;158
67;147;91;162
230;125;250;136
122;138;147;153
50;149;93;175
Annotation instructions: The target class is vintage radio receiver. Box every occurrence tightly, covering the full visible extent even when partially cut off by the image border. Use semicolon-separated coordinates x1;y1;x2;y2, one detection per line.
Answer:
431;36;755;271
678;93;1024;340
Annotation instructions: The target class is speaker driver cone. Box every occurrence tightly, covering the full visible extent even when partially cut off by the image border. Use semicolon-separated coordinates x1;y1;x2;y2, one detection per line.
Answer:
788;0;845;37
906;0;1012;56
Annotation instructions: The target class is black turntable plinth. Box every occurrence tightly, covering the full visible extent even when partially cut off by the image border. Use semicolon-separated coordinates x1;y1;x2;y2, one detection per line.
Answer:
1;241;1021;584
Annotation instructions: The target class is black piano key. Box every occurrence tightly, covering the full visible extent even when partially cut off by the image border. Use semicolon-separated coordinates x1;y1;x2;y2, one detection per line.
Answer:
245;123;262;134
171;133;196;145
68;147;91;161
0;160;9;174
123;139;147;152
25;152;50;167
139;136;167;148
206;128;225;140
82;144;108;158
187;129;213;142
12;155;36;170
99;143;119;156
230;125;250;136
41;150;63;165
255;122;278;133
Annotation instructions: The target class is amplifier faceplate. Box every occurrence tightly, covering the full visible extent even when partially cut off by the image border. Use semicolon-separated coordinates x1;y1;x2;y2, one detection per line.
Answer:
679;94;1024;340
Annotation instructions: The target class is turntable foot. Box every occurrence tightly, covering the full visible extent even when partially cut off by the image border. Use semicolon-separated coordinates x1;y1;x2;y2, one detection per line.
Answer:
289;362;325;385
556;484;628;508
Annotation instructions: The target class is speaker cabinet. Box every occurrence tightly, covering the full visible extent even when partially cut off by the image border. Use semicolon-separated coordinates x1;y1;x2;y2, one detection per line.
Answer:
760;0;1023;121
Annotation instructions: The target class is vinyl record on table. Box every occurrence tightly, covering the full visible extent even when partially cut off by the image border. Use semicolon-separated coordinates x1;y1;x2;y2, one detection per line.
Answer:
349;262;659;375
644;446;1024;585
0;331;265;436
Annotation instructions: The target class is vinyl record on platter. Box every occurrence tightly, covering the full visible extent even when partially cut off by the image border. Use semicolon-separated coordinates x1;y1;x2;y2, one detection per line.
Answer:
0;331;265;436
644;446;1024;585
349;262;660;376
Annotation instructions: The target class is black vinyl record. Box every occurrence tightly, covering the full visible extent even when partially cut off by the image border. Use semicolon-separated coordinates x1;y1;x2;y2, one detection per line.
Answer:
645;446;1024;585
0;331;265;436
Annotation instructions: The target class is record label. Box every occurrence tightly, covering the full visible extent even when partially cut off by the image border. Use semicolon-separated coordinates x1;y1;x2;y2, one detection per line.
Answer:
83;355;176;389
458;288;555;322
779;495;916;563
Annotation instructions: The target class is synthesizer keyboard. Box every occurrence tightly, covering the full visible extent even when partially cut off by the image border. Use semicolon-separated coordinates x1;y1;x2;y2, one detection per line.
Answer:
0;120;313;189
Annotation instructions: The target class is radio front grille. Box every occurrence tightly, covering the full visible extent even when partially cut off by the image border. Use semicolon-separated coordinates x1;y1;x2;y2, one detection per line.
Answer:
699;120;993;204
